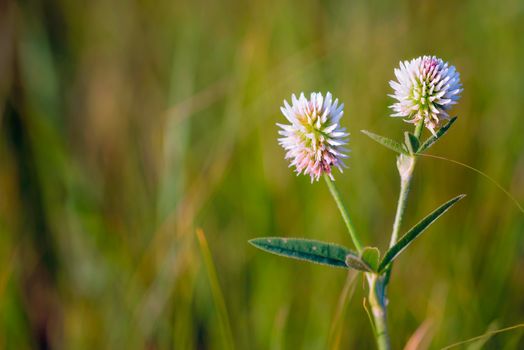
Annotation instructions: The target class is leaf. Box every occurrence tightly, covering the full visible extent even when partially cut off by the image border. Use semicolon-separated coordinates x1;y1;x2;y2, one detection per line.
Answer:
345;254;374;272
417;117;457;153
361;130;408;155
250;237;368;270
378;194;466;272
404;132;420;154
361;247;380;272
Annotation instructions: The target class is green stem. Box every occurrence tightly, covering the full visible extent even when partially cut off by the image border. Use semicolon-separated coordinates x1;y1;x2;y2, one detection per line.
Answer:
324;175;363;253
368;275;390;350
372;305;389;350
375;159;414;348
389;175;412;248
370;121;423;349
384;162;414;286
385;120;422;282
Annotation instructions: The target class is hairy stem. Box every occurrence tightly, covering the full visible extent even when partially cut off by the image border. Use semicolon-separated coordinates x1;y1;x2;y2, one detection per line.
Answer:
368;275;390;350
372;305;389;350
389;173;413;248
385;120;422;282
376;121;422;348
384;160;414;285
373;159;415;349
324;175;363;253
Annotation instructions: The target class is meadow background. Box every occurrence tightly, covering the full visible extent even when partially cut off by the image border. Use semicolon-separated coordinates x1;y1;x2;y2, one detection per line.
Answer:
1;0;524;348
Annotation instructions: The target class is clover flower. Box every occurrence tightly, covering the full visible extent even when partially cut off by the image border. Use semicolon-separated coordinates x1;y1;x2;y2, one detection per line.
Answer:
277;92;349;182
389;55;463;135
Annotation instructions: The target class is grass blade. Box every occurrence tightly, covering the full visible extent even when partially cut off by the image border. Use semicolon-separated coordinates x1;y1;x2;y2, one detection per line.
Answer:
249;237;369;271
361;130;408;155
403;319;434;350
465;322;498;350
270;306;289;350
328;271;358;350
417;117;457;153
196;229;235;350
378;194;466;272
441;323;524;350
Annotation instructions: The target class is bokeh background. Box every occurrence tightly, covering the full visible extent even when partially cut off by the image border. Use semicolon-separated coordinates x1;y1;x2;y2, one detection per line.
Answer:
1;0;524;349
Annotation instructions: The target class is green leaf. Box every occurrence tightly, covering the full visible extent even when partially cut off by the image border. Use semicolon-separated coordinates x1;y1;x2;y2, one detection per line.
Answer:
361;130;408;155
249;237;363;270
361;247;380;272
404;132;420;154
345;254;374;272
417;116;457;153
378;194;466;272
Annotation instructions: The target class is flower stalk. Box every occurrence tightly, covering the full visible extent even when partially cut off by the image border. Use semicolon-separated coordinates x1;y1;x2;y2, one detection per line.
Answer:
324;173;389;349
324;175;363;253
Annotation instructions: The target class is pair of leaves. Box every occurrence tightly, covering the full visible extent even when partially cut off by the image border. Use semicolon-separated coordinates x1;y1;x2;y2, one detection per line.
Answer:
362;117;457;155
248;237;380;272
249;193;465;274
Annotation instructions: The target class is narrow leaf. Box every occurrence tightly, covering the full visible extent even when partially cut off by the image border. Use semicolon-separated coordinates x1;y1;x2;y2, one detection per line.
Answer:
361;247;380;272
418;117;457;153
249;237;361;270
404;132;420;154
361;130;408;155
378;194;466;272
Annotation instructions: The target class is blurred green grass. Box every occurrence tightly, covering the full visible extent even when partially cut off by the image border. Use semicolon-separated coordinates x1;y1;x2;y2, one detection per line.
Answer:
1;0;524;348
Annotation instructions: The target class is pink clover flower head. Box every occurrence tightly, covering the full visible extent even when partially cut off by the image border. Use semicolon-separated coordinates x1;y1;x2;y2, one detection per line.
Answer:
389;55;463;135
277;92;349;182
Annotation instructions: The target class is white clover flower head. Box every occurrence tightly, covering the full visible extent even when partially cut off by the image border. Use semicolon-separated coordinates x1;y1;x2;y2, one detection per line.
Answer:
389;55;463;135
277;92;349;182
